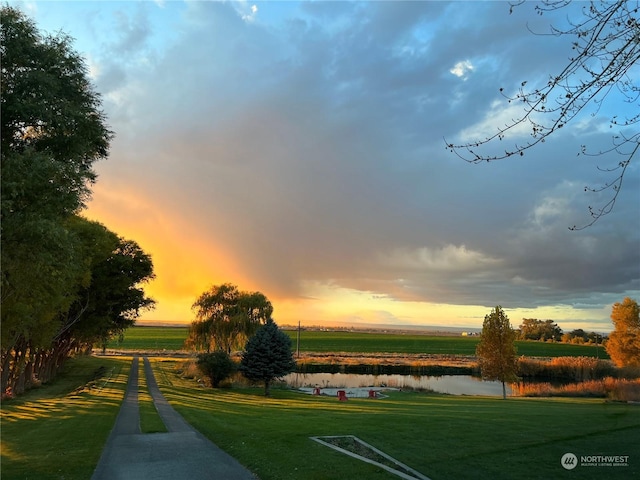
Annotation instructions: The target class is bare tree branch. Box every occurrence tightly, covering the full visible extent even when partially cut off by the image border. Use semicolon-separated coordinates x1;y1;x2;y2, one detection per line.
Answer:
446;0;639;229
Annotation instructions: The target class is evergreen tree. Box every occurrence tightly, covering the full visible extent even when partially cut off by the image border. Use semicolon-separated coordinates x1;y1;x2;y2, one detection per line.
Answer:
239;319;296;396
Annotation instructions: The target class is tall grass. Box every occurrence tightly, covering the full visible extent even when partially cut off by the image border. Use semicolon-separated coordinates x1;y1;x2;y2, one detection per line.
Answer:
513;377;640;401
517;356;620;381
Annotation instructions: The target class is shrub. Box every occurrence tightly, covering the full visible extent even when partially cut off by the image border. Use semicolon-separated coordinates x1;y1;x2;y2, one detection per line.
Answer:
197;351;237;387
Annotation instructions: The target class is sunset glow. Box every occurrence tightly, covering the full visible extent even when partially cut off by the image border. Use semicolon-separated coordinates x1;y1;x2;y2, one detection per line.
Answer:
17;0;637;333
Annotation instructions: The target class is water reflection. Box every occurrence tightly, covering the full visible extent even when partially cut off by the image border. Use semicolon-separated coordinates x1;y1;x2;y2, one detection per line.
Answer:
284;372;512;396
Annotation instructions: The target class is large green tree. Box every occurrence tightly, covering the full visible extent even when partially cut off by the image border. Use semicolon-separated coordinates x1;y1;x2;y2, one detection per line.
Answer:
1;215;155;395
476;306;519;399
0;7;154;396
187;284;273;353
605;297;640;367
239;319;296;396
1;5;110;340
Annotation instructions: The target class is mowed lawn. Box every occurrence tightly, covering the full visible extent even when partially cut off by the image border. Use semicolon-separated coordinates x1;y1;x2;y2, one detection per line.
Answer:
150;359;638;480
1;356;131;480
2;356;636;479
109;326;608;358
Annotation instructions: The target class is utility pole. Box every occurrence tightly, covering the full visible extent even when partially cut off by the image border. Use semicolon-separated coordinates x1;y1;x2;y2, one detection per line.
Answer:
296;320;301;358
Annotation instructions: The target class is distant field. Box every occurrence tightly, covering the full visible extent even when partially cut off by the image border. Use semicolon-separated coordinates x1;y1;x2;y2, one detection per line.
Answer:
107;327;189;350
288;330;609;358
109;326;608;358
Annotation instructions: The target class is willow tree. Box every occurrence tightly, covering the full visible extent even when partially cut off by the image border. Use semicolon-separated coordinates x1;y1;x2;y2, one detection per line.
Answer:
446;1;639;229
476;306;519;399
605;297;640;367
187;284;273;353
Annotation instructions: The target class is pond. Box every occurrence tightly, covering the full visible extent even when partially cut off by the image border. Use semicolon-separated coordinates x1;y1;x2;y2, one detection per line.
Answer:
283;372;512;396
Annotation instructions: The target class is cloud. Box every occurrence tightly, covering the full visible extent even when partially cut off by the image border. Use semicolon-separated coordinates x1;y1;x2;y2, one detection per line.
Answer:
379;245;501;273
450;60;474;79
30;0;635;326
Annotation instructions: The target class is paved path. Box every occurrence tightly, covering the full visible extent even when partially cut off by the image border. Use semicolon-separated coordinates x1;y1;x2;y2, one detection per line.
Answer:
92;356;257;480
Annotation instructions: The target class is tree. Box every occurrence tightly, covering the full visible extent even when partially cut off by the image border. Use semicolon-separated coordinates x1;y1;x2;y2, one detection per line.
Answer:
65;229;156;351
1;6;112;360
1;6;111;214
239;319;296;396
446;1;639;229
476;306;519;399
0;216;155;395
605;297;640;367
197;351;237;388
0;8;154;396
187;284;273;354
518;318;563;341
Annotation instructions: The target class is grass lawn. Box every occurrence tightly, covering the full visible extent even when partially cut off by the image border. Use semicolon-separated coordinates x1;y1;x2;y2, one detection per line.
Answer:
138;358;167;433
151;359;638;480
109;326;607;358
0;355;131;480
2;355;636;479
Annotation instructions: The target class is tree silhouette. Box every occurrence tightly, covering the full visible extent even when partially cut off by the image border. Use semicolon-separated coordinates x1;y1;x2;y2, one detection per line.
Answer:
446;1;639;229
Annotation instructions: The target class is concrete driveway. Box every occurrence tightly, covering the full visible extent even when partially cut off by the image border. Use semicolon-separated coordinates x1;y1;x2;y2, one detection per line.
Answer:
91;356;257;480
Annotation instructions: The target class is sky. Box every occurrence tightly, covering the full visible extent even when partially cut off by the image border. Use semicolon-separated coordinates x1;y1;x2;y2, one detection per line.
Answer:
13;0;640;332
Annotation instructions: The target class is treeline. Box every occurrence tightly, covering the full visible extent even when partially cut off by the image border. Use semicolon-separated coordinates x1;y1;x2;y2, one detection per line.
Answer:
1;7;155;396
517;318;605;344
516;298;639;369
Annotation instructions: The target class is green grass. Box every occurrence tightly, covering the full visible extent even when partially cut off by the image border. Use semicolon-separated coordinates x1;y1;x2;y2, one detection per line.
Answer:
288;330;608;358
0;356;131;480
107;326;189;350
109;326;608;358
138;359;167;433
150;359;638;480
3;355;636;479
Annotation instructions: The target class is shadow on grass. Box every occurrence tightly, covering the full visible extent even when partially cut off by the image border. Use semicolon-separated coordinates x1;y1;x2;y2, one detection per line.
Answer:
150;360;640;480
1;356;131;480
